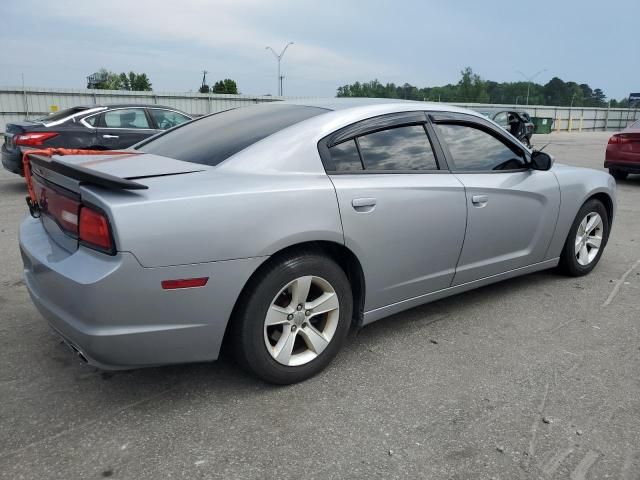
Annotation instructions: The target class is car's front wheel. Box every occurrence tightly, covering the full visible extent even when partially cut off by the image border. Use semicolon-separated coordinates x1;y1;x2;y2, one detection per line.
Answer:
232;252;352;384
560;199;609;276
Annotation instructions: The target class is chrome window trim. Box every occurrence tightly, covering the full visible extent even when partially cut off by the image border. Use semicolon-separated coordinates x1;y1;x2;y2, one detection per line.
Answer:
42;107;107;127
80;107;191;130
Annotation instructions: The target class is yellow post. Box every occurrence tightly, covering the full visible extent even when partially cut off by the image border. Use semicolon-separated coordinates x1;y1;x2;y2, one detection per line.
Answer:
556;116;561;132
568;116;573;133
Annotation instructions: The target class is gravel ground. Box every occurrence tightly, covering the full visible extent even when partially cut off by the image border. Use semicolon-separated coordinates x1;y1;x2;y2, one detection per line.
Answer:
0;131;639;479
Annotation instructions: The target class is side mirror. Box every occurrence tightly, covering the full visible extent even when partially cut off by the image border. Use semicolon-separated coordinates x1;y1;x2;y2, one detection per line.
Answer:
530;151;553;171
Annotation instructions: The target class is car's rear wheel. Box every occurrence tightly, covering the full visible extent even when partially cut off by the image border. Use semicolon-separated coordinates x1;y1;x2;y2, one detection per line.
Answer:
232;253;352;384
609;169;628;180
559;199;609;276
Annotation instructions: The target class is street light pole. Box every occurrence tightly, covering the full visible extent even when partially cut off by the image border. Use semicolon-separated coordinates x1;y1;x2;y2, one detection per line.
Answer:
516;68;547;106
266;42;294;96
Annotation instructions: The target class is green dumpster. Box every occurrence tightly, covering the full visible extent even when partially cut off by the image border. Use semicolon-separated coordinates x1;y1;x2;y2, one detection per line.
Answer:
532;117;554;134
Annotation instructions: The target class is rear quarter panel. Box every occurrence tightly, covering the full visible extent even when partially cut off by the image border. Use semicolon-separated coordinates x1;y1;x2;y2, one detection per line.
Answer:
82;170;344;267
545;164;616;259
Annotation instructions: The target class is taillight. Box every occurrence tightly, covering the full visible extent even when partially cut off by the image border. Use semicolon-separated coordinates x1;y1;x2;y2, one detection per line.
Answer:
79;206;114;253
608;135;630;145
14;132;59;146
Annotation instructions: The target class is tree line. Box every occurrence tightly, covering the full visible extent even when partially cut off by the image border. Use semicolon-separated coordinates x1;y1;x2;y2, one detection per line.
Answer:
336;67;631;108
87;68;240;94
88;68;152;91
198;79;238;94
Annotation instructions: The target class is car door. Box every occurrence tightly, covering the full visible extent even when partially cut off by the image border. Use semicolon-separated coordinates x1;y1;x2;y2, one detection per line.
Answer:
320;113;467;312
96;108;159;149
430;113;560;285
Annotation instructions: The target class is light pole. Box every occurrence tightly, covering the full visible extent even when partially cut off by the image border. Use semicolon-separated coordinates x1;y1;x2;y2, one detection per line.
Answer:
266;42;294;96
516;68;546;106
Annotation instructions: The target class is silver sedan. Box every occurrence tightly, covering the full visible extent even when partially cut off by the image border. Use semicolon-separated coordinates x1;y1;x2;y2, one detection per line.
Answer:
19;99;616;384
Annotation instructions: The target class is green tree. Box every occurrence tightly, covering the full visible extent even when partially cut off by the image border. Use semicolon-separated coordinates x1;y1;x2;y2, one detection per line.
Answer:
118;72;130;91
199;84;210;93
223;79;238;94
130;73;152;91
212;80;226;93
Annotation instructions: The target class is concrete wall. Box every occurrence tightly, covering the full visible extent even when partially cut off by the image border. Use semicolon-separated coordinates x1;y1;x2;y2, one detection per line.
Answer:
1;87;638;133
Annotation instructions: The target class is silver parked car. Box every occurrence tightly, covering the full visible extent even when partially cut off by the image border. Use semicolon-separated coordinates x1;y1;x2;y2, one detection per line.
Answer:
19;99;616;384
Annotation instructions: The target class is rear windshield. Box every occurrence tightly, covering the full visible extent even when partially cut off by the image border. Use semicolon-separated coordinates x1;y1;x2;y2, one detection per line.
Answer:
136;104;328;166
36;107;94;123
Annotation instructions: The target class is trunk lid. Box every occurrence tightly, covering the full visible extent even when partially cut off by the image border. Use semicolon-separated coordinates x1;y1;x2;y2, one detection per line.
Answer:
27;152;208;253
4;121;43;152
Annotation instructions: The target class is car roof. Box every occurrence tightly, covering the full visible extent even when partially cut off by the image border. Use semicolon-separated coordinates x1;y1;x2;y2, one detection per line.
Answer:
279;97;482;116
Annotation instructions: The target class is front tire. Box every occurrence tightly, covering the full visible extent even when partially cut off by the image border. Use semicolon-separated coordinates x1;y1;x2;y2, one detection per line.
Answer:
559;199;609;276
232;253;352;384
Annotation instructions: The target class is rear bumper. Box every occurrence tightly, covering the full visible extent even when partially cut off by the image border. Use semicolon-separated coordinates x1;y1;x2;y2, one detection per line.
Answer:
20;216;265;369
1;144;23;175
605;145;640;171
604;161;640;174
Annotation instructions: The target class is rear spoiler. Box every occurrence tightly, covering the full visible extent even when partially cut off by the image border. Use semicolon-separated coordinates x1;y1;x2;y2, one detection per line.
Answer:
29;154;148;190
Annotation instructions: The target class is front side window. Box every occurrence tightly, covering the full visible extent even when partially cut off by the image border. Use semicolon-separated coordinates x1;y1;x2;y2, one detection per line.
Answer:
436;123;526;171
149;109;191;130
103;109;150;129
357;125;438;171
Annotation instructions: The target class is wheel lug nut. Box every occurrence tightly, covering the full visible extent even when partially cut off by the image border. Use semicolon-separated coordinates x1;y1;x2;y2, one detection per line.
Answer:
287;314;293;321
291;325;297;331
305;310;311;316
302;322;307;328
296;304;303;311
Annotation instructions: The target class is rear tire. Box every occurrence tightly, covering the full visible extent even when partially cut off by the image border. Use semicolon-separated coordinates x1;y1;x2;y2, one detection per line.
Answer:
231;253;352;384
609;169;628;180
559;199;609;276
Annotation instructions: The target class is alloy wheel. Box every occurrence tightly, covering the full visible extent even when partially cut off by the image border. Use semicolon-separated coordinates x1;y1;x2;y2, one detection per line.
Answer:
575;212;603;266
263;275;340;366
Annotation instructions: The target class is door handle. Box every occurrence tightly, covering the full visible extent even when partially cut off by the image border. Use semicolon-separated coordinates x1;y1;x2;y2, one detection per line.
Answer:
102;134;119;139
471;194;489;206
351;197;376;212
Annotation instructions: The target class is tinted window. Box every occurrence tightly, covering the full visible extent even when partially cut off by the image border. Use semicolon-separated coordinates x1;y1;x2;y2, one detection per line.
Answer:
84;115;98;127
329;140;362;171
149;109;191;130
103;108;150;129
436;124;526;171
357;125;438;171
138;104;327;166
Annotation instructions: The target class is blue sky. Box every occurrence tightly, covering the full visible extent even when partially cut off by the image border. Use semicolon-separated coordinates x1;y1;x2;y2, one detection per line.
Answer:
1;0;637;100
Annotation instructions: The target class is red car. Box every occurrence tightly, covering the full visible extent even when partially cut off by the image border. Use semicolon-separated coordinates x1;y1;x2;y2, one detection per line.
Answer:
605;119;640;180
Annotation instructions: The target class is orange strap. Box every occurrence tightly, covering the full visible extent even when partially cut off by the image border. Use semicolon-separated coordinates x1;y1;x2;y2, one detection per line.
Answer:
23;148;137;203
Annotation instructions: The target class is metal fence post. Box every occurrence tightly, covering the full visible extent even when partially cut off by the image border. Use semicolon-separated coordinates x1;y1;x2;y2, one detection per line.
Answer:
605;104;610;131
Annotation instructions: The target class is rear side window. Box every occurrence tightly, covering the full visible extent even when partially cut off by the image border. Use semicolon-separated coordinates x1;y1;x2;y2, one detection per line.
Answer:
329;140;363;171
325;124;439;172
137;104;327;166
436;124;526;171
357;125;438;171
